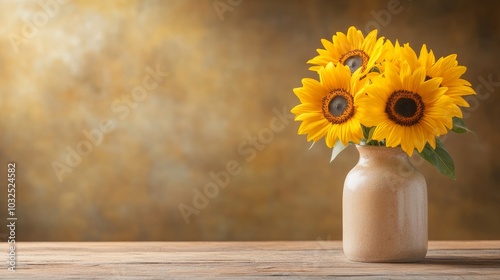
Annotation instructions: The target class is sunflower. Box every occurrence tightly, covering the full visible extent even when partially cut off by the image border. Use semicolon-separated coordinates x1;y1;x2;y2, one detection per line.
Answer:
398;43;475;108
307;26;385;75
382;39;404;67
291;62;364;147
358;61;462;156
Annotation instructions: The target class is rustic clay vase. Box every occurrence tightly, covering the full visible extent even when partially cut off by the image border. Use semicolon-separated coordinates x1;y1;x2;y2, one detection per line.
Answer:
343;145;428;262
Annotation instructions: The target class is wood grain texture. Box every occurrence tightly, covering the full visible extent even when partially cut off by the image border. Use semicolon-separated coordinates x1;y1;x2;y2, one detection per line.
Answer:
1;0;499;243
2;241;499;279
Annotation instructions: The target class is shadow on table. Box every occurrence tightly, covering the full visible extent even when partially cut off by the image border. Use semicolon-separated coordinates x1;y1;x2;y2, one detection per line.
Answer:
422;256;500;268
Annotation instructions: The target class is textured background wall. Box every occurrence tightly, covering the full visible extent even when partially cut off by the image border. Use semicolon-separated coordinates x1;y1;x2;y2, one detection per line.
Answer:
0;0;499;241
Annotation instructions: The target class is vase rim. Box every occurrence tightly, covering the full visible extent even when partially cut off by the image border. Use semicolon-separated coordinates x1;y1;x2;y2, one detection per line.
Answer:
355;144;408;155
355;144;400;149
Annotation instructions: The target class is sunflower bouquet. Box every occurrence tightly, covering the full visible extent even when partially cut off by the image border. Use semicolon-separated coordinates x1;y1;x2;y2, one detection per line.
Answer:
291;26;475;179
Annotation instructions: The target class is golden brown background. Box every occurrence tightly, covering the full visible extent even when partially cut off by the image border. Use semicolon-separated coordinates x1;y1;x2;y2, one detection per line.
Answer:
0;0;499;241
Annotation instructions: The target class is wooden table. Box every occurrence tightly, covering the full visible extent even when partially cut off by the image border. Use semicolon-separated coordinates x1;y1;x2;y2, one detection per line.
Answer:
2;241;499;279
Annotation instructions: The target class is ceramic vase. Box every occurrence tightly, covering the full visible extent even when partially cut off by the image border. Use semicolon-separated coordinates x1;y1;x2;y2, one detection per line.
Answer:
343;145;428;262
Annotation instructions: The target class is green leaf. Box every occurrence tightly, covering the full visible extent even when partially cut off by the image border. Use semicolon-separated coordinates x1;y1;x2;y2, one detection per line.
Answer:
330;140;347;163
418;138;456;179
366;127;375;143
361;125;377;144
361;125;371;139
451;117;471;134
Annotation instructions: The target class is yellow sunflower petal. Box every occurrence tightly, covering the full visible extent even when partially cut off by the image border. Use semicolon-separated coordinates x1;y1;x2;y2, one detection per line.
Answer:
307;26;387;75
292;55;364;147
325;125;339;148
356;56;461;156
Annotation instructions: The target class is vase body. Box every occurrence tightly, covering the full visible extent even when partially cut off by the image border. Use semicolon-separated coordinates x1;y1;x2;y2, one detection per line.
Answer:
343;145;427;262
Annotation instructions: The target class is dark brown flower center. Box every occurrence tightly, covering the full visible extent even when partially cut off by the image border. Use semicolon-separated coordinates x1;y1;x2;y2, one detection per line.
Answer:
339;49;369;73
385;90;425;126
322;89;355;124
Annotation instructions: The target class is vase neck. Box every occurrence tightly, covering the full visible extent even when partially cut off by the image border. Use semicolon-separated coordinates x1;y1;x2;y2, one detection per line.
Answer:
356;145;410;166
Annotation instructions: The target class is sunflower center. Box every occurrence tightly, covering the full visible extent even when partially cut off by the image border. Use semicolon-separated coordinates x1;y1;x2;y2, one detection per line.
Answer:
339;49;369;73
322;89;355;124
395;98;417;117
385;90;425;126
344;57;362;73
329;96;348;117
